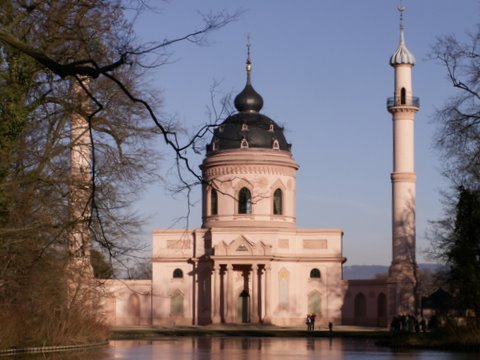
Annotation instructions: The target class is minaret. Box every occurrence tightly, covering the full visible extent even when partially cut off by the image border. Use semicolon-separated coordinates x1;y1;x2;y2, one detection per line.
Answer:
68;78;94;278
387;6;419;318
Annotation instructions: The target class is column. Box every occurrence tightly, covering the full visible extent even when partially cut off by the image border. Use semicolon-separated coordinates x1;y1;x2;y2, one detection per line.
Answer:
212;265;221;324
263;264;272;323
251;264;259;323
192;260;197;325
226;263;234;323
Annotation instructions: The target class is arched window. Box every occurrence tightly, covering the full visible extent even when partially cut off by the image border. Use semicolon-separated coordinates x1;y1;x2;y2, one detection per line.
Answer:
127;293;141;325
173;268;183;278
310;268;321;279
238;187;252;214
278;268;289;308
240;138;249;149
210;189;218;215
354;293;367;322
377;293;387;318
377;292;387;327
308;291;321;315
272;139;280;150
273;188;282;215
400;87;406;105
171;291;184;316
212;139;219;151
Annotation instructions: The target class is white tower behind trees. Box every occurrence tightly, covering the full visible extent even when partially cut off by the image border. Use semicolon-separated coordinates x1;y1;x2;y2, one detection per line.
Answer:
387;6;419;318
68;78;94;278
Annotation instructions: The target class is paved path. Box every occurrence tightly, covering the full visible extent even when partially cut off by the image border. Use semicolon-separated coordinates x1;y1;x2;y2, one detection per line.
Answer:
113;324;387;331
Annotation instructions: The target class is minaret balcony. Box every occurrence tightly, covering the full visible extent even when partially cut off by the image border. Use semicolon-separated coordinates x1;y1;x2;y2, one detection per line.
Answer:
387;96;420;110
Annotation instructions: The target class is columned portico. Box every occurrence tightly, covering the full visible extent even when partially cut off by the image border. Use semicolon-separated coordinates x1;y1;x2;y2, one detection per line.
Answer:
211;260;268;324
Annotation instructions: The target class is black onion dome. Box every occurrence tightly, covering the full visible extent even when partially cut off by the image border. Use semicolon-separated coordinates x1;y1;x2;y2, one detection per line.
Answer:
234;83;264;112
207;112;290;154
207;53;291;154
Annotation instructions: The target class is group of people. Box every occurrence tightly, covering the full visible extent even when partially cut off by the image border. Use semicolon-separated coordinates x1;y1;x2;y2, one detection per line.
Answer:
390;313;428;333
305;313;316;331
305;315;334;334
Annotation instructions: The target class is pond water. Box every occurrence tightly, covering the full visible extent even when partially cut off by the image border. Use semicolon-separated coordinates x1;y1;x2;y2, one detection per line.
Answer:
6;337;477;360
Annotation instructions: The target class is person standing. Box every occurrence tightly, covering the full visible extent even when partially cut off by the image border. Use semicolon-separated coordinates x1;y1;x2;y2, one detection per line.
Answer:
310;314;316;331
305;314;312;331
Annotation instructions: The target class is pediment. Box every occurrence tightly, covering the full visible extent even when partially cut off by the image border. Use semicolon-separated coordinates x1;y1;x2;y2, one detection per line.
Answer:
214;236;272;256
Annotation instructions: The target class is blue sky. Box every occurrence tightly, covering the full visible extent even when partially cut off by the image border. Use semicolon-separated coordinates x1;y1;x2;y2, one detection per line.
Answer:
130;0;479;265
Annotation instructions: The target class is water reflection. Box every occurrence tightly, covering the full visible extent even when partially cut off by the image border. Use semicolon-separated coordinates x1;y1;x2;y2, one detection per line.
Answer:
4;338;477;360
106;337;475;360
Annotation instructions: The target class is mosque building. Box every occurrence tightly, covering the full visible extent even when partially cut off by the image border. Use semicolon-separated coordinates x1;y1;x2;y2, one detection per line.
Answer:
103;7;419;328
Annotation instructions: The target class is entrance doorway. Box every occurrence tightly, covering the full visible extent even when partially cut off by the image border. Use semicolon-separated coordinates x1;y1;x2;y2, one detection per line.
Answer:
238;290;250;323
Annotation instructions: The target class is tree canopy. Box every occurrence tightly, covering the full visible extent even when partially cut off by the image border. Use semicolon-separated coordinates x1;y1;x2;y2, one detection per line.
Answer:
430;27;480;186
429;23;480;321
0;0;235;347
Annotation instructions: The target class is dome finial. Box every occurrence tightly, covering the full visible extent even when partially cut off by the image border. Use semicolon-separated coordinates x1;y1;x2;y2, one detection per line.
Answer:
389;3;415;66
398;3;406;44
246;34;252;84
234;36;264;113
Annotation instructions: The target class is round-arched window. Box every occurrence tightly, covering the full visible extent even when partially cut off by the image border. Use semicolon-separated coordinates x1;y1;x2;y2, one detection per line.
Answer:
273;188;283;215
310;268;321;278
238;187;252;214
210;189;218;215
173;268;183;278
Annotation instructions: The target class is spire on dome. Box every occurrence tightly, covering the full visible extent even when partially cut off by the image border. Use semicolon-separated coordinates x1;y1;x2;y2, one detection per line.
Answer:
389;5;415;66
246;35;252;84
234;38;264;113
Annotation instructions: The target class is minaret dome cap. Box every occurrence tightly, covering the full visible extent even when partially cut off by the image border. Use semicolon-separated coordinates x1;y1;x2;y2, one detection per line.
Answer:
389;5;415;66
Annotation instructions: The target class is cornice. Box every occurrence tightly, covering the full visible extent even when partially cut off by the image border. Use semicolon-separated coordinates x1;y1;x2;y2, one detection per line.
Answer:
208;255;345;263
202;150;299;169
391;172;416;183
204;164;297;177
388;106;419;114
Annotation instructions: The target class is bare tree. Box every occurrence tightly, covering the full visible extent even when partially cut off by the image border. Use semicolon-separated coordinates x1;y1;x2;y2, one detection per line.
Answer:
429;28;480;186
429;22;480;325
0;0;236;347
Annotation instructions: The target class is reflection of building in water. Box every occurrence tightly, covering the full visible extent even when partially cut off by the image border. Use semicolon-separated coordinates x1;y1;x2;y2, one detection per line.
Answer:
103;7;418;328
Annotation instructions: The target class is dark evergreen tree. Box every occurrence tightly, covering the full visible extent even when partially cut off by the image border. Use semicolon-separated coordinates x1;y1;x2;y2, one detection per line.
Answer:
446;187;480;318
429;18;480;325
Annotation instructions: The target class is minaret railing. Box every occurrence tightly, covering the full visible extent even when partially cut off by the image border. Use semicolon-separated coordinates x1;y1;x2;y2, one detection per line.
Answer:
386;96;420;109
